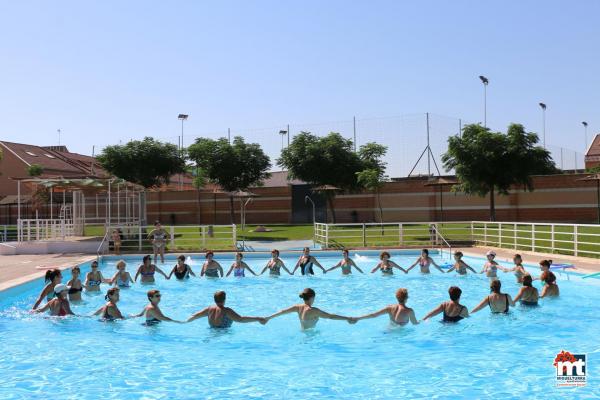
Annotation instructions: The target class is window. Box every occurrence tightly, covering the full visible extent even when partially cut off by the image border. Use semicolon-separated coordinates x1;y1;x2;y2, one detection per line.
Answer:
25;151;37;156
44;154;55;159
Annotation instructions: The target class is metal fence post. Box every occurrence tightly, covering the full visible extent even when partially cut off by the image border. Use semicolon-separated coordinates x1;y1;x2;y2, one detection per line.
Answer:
362;223;366;247
202;226;207;248
3;225;6;242
470;221;474;242
399;223;403;246
138;225;143;251
325;224;329;249
170;226;175;249
551;224;555;253
484;223;487;245
514;223;517;250
531;223;535;252
498;223;502;248
574;225;578;257
232;224;237;247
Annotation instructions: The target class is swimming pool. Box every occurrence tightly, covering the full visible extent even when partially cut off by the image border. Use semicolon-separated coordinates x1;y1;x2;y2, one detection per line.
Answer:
0;250;598;399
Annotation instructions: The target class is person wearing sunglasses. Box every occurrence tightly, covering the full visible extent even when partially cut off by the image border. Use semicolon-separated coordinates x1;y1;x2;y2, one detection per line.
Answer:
133;290;181;325
84;260;111;292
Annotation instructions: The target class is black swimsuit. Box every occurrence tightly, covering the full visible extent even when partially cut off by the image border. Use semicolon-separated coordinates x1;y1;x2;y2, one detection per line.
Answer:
68;287;83;294
442;304;466;323
299;258;314;275
488;294;509;314
173;264;190;280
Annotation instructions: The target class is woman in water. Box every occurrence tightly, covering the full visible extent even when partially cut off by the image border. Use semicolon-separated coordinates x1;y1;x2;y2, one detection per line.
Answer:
355;288;419;325
513;275;539;306
186;291;267;328
260;249;292;276
292;248;326;275
471;280;515;314
326;249;364;275
33;284;75;316
134;255;169;283
92;287;124;320
371;252;407;275
446;252;477;275
85;260;110;292
507;254;528;283
201;251;224;278
480;251;508;281
167;255;196;280
267;288;356;329
133;289;181;324
147;221;167;264
406;249;445;274
422;286;469;323
226;252;257;277
32;269;62;309
67;266;83;302
111;260;134;287
534;259;552;281
540;271;560;298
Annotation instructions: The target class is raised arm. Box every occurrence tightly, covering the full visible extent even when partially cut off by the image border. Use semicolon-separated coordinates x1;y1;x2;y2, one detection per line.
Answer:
371;262;381;273
100;272;111;284
92;305;106;316
32;284;52;310
312;257;326;274
166;266;176;279
464;262;477;273
390;261;408;274
259;262;270;275
187;266;196;277
225;264;235;277
422;303;444;321
155;266;169;279
406;258;420;272
243;262;257;276
356;306;390;321
152;307;180;323
267;305;299;320
470;296;489;314
291;258;302;275
279;261;293;275
225;308;267;324
429;257;445;273
316;308;354;323
326;261;342;272
350;259;364;273
130;307;147;319
186;307;210;322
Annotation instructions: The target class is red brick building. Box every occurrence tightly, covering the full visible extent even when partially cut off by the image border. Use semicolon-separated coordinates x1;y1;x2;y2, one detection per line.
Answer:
585;134;600;170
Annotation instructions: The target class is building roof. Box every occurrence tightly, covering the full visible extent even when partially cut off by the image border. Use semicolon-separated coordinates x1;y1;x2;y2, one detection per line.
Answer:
260;170;305;187
586;134;600;157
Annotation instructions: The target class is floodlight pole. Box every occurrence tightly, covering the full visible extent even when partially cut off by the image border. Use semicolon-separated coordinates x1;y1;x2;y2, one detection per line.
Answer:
582;121;588;153
539;103;547;148
407;112;441;178
479;76;489;128
305;195;316;224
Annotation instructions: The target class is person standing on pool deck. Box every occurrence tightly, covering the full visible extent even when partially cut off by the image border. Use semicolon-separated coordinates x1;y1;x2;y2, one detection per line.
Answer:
186;291;267;328
85;260;111;292
480;251;509;281
266;288;356;329
32;269;63;309
406;249;445;274
111;260;134;287
92;287;124;320
446;252;477;275
135;255;169;283
133;290;181;324
33;284;75;316
67;266;84;302
327;249;364;275
226;252;257;277
292;248;327;275
371;252;407;275
506;254;528;283
422;286;469;323
201;251;224;278
471;280;515;314
512;275;539;306
147;221;167;264
111;229;122;256
540;271;560;298
355;288;419;325
260;250;293;276
167;255;196;280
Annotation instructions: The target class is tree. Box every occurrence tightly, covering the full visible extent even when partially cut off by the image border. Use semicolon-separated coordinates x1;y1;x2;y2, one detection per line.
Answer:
442;123;556;221
188;136;271;224
278;132;365;223
26;164;48;213
27;164;44;177
356;143;388;224
97;137;185;188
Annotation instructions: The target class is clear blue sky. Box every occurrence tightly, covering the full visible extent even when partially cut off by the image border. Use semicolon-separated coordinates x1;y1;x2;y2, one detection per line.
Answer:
1;0;598;176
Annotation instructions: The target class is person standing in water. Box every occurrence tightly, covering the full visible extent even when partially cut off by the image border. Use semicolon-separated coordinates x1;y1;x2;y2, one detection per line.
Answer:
533;260;552;281
513;275;539;306
133;289;181;324
480;251;509;281
32;269;63;309
67;266;84;302
85;260;111;292
201;251;224;278
111;260;134;287
134;255;169;283
371;252;407;275
423;286;469;323
167;255;196;280
226;252;257;277
326;249;364;275
147;221;167;264
186;291;267;328
540;271;560;298
33;284;75;316
92;287;124;320
292;248;327;275
506;254;528;283
406;249;445;274
260;249;292;276
355;288;419;325
267;288;356;329
446;252;477;275
471;280;515;314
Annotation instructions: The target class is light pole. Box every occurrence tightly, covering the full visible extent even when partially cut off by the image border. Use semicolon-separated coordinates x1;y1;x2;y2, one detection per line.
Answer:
305;195;316;224
479;75;489;128
279;130;287;152
539;103;546;148
57;129;61;146
582;121;588;153
177;114;189;190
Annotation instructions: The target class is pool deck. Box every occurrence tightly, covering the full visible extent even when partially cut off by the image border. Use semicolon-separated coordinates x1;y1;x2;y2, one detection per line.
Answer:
0;247;597;292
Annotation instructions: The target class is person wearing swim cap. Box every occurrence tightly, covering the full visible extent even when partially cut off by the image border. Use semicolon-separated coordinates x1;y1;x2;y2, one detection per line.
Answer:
480;250;509;281
186;291;267;328
266;288;356;329
32;284;75;317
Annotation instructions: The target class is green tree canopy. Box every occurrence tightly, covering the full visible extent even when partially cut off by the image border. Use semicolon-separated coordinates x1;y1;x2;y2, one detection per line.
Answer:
27;164;44;177
356;143;388;223
442;123;557;221
97;137;185;188
188;136;271;223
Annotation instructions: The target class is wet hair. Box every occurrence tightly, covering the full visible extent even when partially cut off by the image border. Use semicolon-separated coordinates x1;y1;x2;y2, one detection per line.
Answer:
379;251;391;260
395;288;408;304
539;260;552;268
514;254;522;260
71;266;80;274
522;275;533;287
422;249;429;255
271;249;279;256
342;249;349;255
105;287;119;301
303;247;310;252
299;288;316;301
236;252;243;259
206;251;214;257
214;290;226;304
45;269;62;283
541;271;556;285
178;255;186;261
454;251;463;258
154;220;161;226
147;289;160;300
448;286;462;301
143;255;151;264
490;280;502;294
116;260;126;269
91;260;99;266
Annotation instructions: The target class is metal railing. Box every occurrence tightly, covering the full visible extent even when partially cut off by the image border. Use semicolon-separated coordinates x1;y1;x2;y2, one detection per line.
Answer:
17;219;74;242
0;225;18;242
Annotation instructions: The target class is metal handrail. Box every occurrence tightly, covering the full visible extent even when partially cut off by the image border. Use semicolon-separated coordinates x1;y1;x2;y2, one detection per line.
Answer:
96;229;110;261
432;224;452;259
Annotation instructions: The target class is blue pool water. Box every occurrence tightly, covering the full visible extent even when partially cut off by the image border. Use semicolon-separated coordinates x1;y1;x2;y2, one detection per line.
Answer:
0;250;599;399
